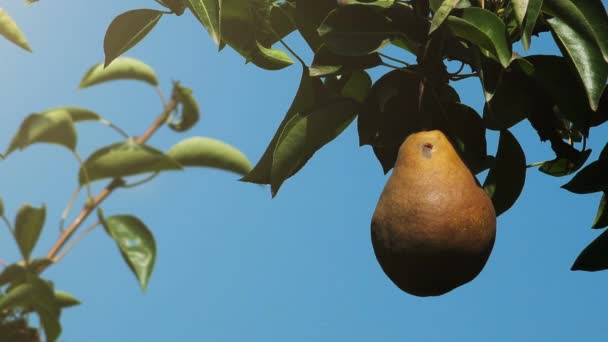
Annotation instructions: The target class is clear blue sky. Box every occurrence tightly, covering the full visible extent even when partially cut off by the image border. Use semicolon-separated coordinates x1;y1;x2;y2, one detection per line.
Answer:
2;1;608;341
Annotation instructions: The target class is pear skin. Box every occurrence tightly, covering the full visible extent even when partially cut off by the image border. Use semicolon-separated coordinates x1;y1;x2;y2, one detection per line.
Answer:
371;130;496;296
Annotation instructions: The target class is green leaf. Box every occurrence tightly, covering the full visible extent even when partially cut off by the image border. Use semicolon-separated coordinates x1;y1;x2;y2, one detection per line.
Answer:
103;9;163;66
0;283;37;312
521;0;543;51
539;149;592;177
339;70;372;103
571;228;608;271
295;0;337;50
252;41;295;70
318;5;394;56
592;192;608;229
430;0;461;35
310;45;382;77
40;107;100;122
6;110;77;155
99;212;156;290
159;0;187;15
169;83;200;132
562;160;608;194
544;0;608;110
0;195;4;216
242;68;327;184
337;0;395;8
446;7;512;67
54;290;80;308
0;8;31;52
14;204;46;261
80;57;158;88
271;99;358;195
79;140;182;185
186;0;221;46
512;0;530;27
483;130;526;216
167;137;252;176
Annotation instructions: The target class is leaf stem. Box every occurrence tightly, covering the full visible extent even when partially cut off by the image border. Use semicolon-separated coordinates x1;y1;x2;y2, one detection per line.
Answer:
99;119;130;139
53;221;100;263
121;172;160;189
59;187;81;232
42;90;178;269
1;215;14;235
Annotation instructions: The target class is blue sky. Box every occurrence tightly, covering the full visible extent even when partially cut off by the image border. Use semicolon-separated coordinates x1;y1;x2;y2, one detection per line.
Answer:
2;0;608;341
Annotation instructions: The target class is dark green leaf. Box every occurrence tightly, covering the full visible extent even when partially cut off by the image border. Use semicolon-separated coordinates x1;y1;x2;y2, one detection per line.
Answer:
310;45;382;77
445;7;512;67
572;228;608;271
521;0;543;51
80;57;158;88
600;142;608;160
6;110;77;155
167;137;252;176
295;0;337;50
242;68;327;184
187;0;221;45
318;5;394;56
544;0;608;110
270;99;358;195
169;83;200;132
592;191;608;229
562;160;608;194
539;149;592;177
14;204;46;261
160;0;187;15
0;8;31;52
430;0;461;35
103;9;163;66
339;70;372;103
78;140;182;185
99;212;156;290
483;130;526;216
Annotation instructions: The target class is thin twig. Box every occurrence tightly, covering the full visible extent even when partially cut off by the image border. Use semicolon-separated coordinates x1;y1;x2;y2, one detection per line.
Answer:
379;53;410;66
279;38;306;67
99;118;130;139
42;94;178;268
1;215;14;235
121;172;160;189
73;151;94;203
381;62;403;69
155;85;168;107
53;221;100;263
59;187;81;232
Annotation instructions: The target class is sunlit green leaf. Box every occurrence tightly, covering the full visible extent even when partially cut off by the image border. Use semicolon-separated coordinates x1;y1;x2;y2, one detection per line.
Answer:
41;107;100;122
169;83;200;132
0;8;31;52
339;70;372;103
6;110;77;155
99;212;156;290
80;57;158;88
562;160;608;194
187;0;221;45
14;204;46;261
429;0;460;35
591;192;608;229
521;0;542;51
103;9;163;66
54;290;80;308
572;228;608;271
483;130;526;216
0;283;37;312
252;41;295;70
512;0;530;27
337;0;395;8
79;140;182;185
446;7;512;67
318;5;394;56
167;137;252;176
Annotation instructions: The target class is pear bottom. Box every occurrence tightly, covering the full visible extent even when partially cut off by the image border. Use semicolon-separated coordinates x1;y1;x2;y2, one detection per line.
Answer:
371;229;495;296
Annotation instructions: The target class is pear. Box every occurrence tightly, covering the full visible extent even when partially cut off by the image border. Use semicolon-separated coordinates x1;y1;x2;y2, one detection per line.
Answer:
371;130;496;297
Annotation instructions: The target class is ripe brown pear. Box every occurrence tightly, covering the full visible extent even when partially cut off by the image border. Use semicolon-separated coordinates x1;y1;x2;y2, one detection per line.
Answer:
371;130;496;297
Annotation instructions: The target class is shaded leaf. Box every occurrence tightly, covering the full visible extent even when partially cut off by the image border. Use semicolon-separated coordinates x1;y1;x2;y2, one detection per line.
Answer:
309;45;382;77
242;68;327;184
6;110;77;155
592;192;608;229
572;228;608;271
483;130;526;216
0;8;31;52
271;99;358;195
430;0;461;35
167;137;252;176
544;1;608;110
103;9;163;66
562;160;608;194
79;140;182;185
318;5;394;56
446;7;512;67
80;57;158;88
521;0;543;51
295;0;337;50
169;83;200;132
187;0;221;45
14;204;46;261
339;70;372;103
99;212;156;290
539;149;592;177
